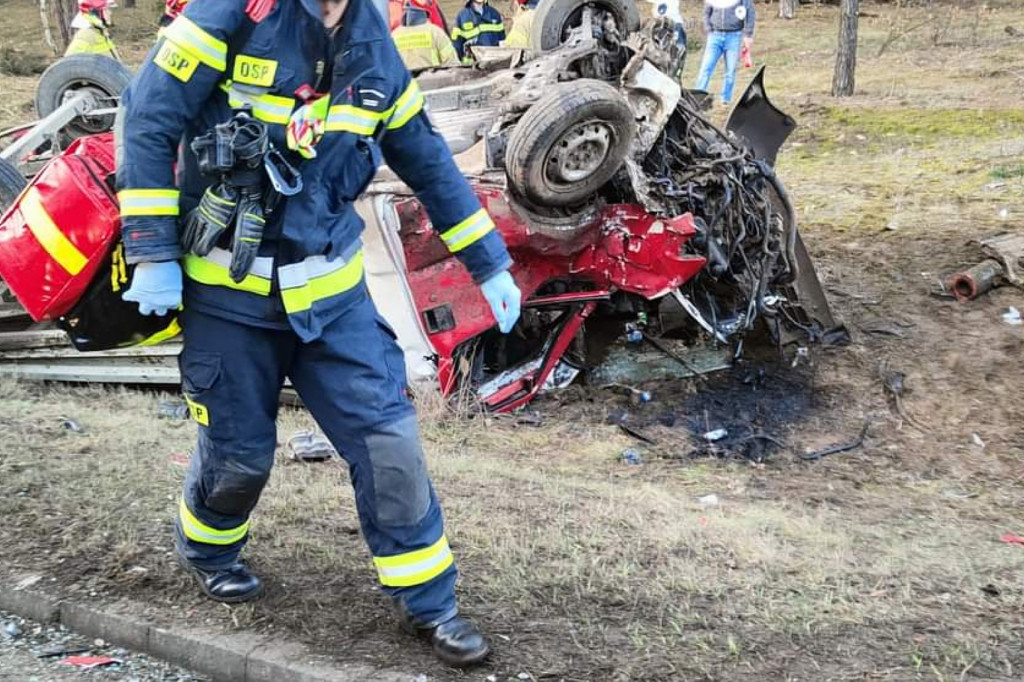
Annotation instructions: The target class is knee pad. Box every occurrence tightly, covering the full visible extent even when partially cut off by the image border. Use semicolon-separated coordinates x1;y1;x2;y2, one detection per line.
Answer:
365;414;431;528
201;449;274;518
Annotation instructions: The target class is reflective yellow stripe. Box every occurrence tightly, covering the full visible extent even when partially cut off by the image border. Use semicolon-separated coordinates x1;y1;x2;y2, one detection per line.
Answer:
439;208;494;253
182;254;272;295
373;535;454;588
20;187;88;276
395;31;433;51
161;15;227;71
118;188;180;217
452;25;480;40
479;23;505;33
137;318;181;347
178;498;249;545
220;82;293;125
279;251;365;314
386;80;424;130
326;105;383;136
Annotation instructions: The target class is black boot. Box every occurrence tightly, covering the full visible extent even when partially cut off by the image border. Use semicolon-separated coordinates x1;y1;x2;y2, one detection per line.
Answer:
178;557;263;604
400;613;490;667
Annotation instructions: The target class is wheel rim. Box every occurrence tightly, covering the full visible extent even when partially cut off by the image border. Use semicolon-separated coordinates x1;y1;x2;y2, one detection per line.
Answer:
59;82;118;134
545;120;614;187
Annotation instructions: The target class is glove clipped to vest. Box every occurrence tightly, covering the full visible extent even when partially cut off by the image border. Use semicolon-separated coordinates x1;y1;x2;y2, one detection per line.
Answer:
182;112;271;283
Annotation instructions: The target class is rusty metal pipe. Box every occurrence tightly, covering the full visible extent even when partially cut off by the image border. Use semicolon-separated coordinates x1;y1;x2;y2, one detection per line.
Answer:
947;259;1004;302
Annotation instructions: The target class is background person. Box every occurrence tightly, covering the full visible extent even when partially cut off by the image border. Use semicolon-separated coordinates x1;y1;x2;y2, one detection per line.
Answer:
65;0;119;59
502;0;537;48
451;0;505;63
694;0;754;105
392;0;460;69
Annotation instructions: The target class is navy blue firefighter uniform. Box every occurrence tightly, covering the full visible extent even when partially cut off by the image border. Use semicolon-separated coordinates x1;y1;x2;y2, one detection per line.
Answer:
450;0;505;62
116;0;511;634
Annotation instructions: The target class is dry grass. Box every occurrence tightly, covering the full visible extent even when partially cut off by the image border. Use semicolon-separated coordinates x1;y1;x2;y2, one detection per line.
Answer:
2;1;1024;680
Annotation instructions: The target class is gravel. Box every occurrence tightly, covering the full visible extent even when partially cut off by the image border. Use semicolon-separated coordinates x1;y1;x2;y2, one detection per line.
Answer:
0;610;207;681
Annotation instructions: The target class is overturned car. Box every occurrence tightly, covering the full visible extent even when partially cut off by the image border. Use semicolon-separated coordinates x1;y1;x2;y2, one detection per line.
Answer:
0;5;841;411
360;14;841;410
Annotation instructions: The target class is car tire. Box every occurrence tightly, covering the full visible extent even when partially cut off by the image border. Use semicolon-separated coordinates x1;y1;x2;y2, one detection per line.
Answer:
530;0;641;52
35;55;132;140
0;156;26;216
505;79;635;208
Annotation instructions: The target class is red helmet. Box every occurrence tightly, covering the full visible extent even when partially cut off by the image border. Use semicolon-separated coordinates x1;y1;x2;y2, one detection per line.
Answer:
78;0;116;11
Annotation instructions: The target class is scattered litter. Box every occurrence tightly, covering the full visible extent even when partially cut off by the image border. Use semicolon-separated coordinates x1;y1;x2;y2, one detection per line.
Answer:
946;259;1004;302
698;494;719;507
169;453;190;467
1002;306;1022;326
981;583;1001;597
801;421;870;461
60;655;122;670
517;674;532;681
697;516;708;526
14;574;42;590
790;346;809;368
413;675;428;682
157;399;190;420
972;433;986;449
60;418;83;433
620;448;644;466
287;430;337;462
515;414;543;427
880;365;925;430
859;319;908;338
618;423;656;444
702;429;728;442
602;383;652;404
486;676;498;682
36;642;92;658
999;533;1024;547
93;638;106;647
3;621;22;638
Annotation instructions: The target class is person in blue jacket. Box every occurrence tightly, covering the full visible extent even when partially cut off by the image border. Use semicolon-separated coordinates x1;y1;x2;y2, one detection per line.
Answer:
116;0;521;666
694;0;755;105
450;0;505;62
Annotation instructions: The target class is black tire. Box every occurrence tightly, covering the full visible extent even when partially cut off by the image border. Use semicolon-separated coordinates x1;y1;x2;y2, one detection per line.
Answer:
35;54;132;139
505;79;635;208
0;156;27;215
530;0;641;52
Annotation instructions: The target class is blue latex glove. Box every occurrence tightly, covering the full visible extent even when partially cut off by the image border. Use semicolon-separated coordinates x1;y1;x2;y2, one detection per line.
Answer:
480;270;521;334
122;261;182;316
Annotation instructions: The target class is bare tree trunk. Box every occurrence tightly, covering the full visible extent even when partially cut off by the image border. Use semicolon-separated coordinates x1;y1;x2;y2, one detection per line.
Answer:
779;0;798;20
832;0;859;97
123;0;136;7
49;0;77;53
38;0;58;55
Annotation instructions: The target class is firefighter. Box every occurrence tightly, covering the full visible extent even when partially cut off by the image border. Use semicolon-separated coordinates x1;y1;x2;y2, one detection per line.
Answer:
501;0;537;49
159;0;190;26
392;0;459;70
65;0;118;59
116;0;521;666
450;0;505;63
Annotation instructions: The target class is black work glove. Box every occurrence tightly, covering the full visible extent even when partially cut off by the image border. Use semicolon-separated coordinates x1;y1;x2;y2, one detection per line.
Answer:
181;184;238;256
228;192;266;283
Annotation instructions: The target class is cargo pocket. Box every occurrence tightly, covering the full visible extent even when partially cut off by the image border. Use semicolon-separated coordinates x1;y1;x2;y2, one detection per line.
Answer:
179;349;234;441
366;414;431;528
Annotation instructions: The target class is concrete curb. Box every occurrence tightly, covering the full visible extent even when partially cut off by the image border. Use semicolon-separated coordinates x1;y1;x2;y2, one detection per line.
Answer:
0;584;418;682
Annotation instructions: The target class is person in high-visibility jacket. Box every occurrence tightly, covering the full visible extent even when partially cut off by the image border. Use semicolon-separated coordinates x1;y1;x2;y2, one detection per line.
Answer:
392;0;459;70
65;0;118;59
450;0;504;63
501;0;537;49
116;0;522;666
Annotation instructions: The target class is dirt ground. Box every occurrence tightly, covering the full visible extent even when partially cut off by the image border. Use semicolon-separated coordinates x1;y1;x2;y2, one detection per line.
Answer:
2;1;1024;681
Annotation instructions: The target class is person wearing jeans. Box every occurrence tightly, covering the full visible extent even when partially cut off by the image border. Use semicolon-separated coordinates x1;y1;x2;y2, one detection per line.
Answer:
694;0;755;105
